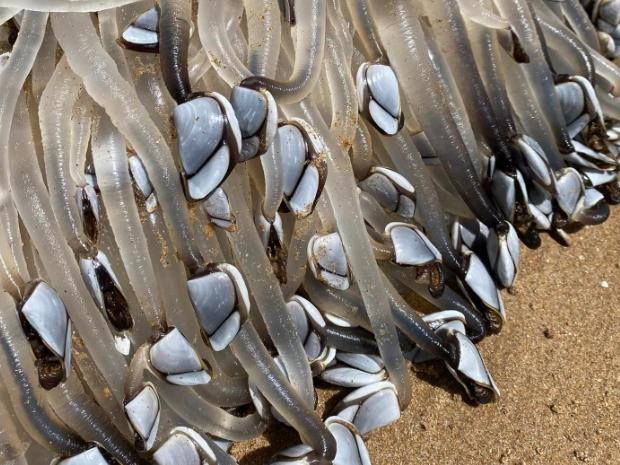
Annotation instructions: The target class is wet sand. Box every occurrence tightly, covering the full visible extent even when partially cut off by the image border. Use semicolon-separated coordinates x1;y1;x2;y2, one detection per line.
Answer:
232;211;620;465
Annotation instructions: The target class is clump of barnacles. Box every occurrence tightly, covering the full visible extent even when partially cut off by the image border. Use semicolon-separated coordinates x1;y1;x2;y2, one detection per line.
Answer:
0;1;617;464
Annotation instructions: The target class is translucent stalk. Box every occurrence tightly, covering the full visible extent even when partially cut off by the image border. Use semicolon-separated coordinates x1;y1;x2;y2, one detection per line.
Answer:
561;0;601;52
536;16;595;82
281;214;316;298
98;7;132;82
344;0;384;60
68;91;92;187
231;324;336;460
385;263;486;341
379;131;464;274
47;375;147;465
423;0;516;172
324;19;358;153
0;12;46;296
197;0;250;86
51;12;203;271
369;0;504;230
127;345;266;442
0;292;85;455
283;101;412;409
303;272;372;330
159;0;192;103
91;114;166;334
260;145;283;221
31;24;57;104
243;0;281;77
10;93;127;403
40;57;90;253
224;169;315;409
240;0;327;103
0;390;28;463
493;0;574;154
2;0;140;11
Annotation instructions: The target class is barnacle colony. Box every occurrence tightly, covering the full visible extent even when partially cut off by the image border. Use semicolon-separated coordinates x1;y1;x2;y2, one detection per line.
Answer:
0;0;617;464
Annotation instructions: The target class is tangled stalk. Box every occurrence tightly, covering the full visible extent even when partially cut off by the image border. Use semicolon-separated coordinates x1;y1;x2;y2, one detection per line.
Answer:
0;0;618;464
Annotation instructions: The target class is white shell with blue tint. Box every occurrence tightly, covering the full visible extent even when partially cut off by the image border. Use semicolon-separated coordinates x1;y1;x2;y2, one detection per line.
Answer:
308;232;350;290
288;164;319;218
278;124;307;197
486;222;520;289
125;383;160;451
444;330;500;400
231;86;267;138
58;447;110;465
335;382;400;435
368;100;399;135
463;252;505;321
386;223;441;266
186;145;230;201
321;367;386;388
367;64;401;118
150;328;210;385
203;187;235;230
187;271;236;335
174;97;225;176
515;135;554;188
555;167;585;217
555;81;584;125
128;155;153;198
21;281;69;358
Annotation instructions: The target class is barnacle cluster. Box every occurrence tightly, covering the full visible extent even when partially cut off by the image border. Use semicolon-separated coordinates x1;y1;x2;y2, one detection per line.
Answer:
0;1;618;464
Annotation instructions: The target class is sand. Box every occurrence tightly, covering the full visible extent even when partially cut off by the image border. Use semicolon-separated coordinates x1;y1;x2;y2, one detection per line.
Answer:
231;212;620;465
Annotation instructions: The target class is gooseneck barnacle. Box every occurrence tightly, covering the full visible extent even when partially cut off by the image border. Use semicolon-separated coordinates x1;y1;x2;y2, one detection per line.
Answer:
0;1;616;464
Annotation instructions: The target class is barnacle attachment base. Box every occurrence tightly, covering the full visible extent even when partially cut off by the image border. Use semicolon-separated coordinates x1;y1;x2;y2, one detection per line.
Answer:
356;62;404;136
18;280;72;390
186;263;250;351
442;329;500;404
174;92;242;203
278;119;328;219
